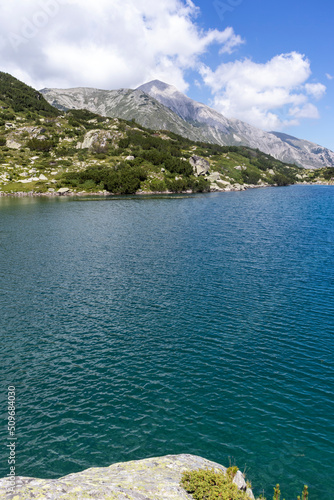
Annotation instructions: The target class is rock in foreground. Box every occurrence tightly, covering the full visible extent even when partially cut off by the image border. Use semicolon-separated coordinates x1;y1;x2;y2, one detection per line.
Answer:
0;454;255;499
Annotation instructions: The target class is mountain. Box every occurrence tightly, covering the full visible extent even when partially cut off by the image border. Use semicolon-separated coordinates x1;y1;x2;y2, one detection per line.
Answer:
137;80;334;169
41;81;334;169
0;72;59;116
2;72;332;197
40;86;205;142
270;131;334;167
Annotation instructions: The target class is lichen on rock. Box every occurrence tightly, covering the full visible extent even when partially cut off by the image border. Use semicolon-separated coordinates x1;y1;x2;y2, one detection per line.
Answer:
0;454;255;500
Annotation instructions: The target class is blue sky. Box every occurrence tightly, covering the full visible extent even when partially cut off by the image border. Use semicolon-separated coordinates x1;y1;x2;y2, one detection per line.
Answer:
0;0;333;150
190;0;334;149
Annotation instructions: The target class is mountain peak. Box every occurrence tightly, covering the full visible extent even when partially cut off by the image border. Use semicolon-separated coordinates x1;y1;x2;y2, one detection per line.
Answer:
137;80;180;96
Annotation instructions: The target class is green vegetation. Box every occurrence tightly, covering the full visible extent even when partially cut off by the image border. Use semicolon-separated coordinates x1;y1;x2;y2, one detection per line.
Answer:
180;469;309;500
0;72;59;116
272;483;309;500
180;468;249;500
0;71;331;195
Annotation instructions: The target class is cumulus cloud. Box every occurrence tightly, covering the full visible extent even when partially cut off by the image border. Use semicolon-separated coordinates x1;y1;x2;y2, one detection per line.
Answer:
0;0;243;91
289;103;320;119
0;1;326;134
200;52;326;130
305;83;326;99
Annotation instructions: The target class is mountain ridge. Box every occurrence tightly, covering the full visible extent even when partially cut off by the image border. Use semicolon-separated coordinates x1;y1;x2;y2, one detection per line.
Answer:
2;71;333;197
41;86;206;143
136;80;334;169
42;80;334;169
41;81;334;169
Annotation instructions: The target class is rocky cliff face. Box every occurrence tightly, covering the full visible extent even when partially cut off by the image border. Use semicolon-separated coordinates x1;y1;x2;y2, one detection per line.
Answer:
0;454;255;500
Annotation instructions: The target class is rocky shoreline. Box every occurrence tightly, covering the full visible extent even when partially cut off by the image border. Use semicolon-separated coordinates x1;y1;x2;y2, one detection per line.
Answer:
0;180;332;198
0;454;255;500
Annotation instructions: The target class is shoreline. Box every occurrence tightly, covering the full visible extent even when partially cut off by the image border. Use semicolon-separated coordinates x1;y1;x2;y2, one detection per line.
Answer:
0;181;332;198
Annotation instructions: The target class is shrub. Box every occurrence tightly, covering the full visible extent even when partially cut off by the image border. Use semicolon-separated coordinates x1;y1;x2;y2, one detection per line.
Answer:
241;169;261;185
105;166;147;194
272;173;293;186
81;179;97;191
191;176;211;192
322;167;334;180
165;177;189;192
180;468;249;500
26;138;54;152
148;178;167;192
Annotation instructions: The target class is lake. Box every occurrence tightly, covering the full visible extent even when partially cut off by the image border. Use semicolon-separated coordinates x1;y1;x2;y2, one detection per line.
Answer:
0;185;333;499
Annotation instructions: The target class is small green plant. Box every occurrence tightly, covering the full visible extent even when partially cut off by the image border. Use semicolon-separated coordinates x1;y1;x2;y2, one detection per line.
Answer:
297;485;308;500
226;466;239;480
273;484;281;500
180;468;249;500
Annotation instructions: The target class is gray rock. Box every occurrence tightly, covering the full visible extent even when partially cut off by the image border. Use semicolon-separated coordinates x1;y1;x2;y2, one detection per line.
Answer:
76;129;112;150
207;172;221;181
57;187;70;194
126;155;135;160
189;155;210;176
6;139;21;149
233;470;247;490
247;487;256;500
0;454;255;500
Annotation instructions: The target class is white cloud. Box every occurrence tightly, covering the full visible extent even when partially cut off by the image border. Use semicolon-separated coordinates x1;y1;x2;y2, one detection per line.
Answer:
0;1;326;135
201;52;326;130
289;103;320;119
0;0;243;91
305;83;326;99
326;73;333;80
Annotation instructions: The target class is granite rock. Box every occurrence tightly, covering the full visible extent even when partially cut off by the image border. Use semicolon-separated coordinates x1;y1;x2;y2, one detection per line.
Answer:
0;454;255;500
189;156;210;176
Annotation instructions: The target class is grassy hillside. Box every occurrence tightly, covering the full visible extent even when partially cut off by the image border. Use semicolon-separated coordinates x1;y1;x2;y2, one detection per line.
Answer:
0;74;333;195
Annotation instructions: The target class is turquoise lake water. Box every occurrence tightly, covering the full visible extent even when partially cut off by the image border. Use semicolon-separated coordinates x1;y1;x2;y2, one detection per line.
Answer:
0;185;333;499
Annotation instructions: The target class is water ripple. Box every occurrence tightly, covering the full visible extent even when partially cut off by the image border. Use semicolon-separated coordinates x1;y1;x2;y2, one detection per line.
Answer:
0;187;333;499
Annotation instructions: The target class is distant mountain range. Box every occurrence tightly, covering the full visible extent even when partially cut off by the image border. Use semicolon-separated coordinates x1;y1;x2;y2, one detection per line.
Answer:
41;80;334;169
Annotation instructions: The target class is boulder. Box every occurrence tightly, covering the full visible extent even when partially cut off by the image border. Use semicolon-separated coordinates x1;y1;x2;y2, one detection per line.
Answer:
207;172;221;182
0;454;255;500
6;139;21;149
57;187;70;194
76;129;119;150
189;155;210;176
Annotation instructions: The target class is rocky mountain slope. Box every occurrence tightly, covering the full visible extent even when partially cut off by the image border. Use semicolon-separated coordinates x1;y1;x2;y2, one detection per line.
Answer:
41;86;205;142
1;72;332;196
138;80;334;169
41;81;334;169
